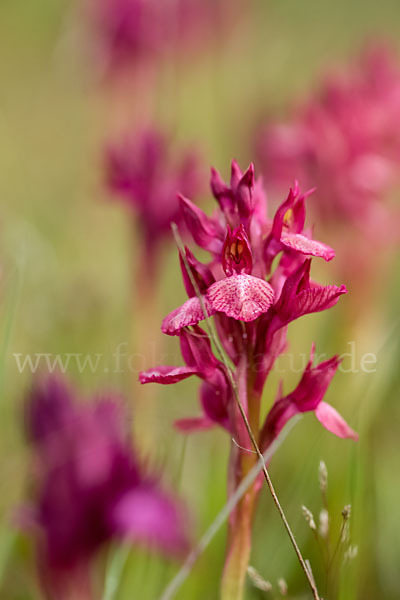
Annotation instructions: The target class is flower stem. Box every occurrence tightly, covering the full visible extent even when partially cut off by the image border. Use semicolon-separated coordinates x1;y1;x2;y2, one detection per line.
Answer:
159;418;300;600
221;485;257;600
229;383;321;600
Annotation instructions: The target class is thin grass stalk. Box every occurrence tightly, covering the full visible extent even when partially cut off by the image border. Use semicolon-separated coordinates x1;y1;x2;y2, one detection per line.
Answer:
158;417;300;600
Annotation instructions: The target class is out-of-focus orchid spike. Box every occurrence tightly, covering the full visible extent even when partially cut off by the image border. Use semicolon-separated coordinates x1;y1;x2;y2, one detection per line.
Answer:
255;43;400;241
105;128;202;280
23;375;189;585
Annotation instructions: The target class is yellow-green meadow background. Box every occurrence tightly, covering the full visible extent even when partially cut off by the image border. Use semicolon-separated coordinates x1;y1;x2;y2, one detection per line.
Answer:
0;1;399;598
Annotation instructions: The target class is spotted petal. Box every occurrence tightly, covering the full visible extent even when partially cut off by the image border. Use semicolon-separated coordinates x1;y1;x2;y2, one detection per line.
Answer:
161;297;216;335
280;232;335;261
206;274;275;322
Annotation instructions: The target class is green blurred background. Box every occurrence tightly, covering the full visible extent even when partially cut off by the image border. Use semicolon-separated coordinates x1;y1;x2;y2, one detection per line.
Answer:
0;0;399;598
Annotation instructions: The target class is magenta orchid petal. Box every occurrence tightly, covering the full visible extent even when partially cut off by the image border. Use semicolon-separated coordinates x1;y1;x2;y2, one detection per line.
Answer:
179;195;224;253
139;365;198;385
293;284;348;317
206;274;275;322
264;184;327;270
161;296;216;335
271;185;298;239
179;327;219;374
210;167;234;212
274;259;347;326
280;232;335;261
200;380;231;431
315;402;359;441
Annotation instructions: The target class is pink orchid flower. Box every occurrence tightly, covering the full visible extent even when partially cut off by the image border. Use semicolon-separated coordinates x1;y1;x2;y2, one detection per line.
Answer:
260;345;358;449
140;159;356;596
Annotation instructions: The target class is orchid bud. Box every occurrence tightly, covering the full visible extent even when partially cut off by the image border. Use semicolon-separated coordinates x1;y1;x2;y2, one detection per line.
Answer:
210;167;233;213
236;163;254;220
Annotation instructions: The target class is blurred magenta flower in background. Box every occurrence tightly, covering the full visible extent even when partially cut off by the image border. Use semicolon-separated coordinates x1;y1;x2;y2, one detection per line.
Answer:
105;127;202;282
23;376;187;599
89;0;239;75
256;44;400;236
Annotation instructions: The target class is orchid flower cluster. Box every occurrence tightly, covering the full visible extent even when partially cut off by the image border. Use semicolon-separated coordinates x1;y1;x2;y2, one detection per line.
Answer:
106;128;202;281
140;160;358;596
24;376;187;600
256;45;400;237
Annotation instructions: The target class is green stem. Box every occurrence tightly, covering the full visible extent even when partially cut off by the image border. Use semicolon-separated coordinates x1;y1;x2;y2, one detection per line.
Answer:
221;480;258;600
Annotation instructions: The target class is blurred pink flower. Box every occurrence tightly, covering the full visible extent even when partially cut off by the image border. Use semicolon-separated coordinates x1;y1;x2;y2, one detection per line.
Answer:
256;44;400;236
24;376;187;597
90;0;162;72
89;0;238;74
106;128;202;278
